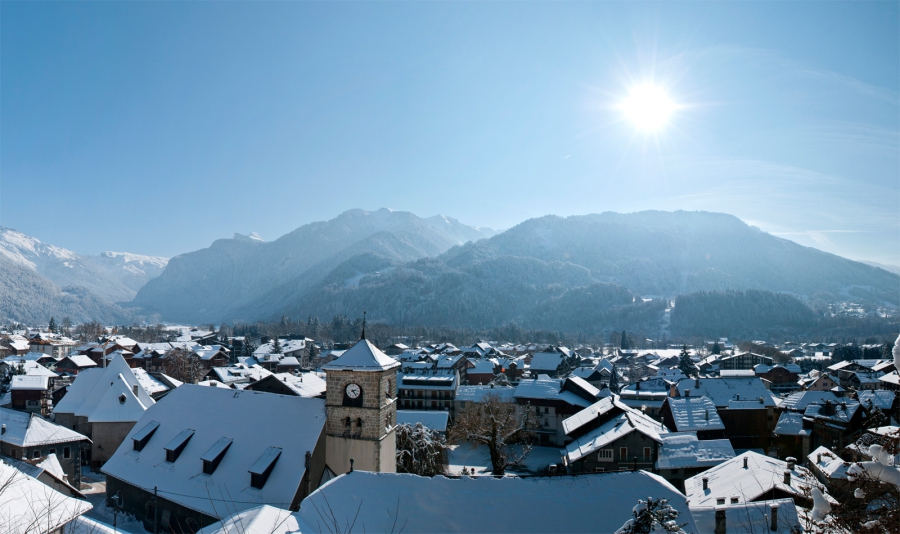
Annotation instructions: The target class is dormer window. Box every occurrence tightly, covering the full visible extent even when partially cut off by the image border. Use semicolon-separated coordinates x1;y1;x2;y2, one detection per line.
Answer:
201;437;233;474
132;421;160;451
249;447;282;489
164;429;195;463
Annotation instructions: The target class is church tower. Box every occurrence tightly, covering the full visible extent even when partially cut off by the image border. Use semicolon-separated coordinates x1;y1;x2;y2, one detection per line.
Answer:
323;334;400;473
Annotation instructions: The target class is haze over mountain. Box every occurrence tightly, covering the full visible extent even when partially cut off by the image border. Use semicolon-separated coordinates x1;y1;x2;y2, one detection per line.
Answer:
0;227;167;323
129;210;898;336
130;209;498;323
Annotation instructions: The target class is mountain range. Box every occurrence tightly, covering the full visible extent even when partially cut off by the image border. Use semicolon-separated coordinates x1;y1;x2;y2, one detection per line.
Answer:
0;227;168;324
1;210;897;338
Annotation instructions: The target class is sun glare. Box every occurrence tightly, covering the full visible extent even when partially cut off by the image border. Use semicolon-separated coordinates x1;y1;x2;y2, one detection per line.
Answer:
619;84;677;132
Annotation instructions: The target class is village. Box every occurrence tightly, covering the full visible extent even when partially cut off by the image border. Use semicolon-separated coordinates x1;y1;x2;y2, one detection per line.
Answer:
0;323;898;533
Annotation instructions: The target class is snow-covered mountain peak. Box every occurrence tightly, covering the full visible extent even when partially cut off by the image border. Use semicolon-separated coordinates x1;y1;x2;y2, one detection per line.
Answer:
99;251;169;269
233;232;265;242
0;226;78;270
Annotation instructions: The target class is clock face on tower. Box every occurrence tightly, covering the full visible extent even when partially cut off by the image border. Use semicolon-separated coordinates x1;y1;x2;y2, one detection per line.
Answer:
345;383;361;399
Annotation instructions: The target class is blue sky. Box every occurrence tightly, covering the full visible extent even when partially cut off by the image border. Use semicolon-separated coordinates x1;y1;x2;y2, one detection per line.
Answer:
2;2;897;265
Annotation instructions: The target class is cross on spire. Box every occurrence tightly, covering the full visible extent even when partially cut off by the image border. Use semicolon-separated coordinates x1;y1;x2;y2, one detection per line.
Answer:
360;311;367;340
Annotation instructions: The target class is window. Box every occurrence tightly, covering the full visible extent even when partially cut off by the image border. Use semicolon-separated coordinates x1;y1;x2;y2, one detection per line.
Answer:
32;450;41;459
544;407;549;414
731;497;739;504
201;437;233;475
620;447;628;461
164;429;195;463
597;449;613;462
643;447;651;462
145;502;156;520
133;421;160;451
249;447;282;489
594;467;605;473
49;448;56;455
716;498;725;506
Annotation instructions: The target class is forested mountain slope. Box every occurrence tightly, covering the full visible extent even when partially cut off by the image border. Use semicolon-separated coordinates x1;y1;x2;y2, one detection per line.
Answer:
131;209;497;323
0;255;129;324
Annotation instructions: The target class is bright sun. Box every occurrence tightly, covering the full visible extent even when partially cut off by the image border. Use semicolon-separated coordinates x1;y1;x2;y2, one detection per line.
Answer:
619;84;677;132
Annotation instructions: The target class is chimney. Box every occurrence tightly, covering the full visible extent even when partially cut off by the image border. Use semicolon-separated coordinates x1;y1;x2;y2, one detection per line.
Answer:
702;477;709;490
736;394;740;401
715;508;726;534
705;409;709;421
840;402;847;410
669;383;677;397
695;377;700;388
1;424;5;435
636;381;641;390
743;457;748;469
817;453;822;464
685;389;691;398
783;471;791;485
132;384;138;396
770;503;779;531
786;457;796;470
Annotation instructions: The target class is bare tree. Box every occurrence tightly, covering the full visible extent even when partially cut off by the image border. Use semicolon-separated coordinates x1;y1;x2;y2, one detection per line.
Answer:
163;347;203;384
448;394;538;475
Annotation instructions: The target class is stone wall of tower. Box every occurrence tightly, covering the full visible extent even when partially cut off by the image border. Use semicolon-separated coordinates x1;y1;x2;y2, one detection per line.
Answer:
324;365;398;473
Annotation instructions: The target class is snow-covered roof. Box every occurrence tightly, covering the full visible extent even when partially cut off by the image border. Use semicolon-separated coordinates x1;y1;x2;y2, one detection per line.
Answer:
514;379;592;408
781;391;839;411
322;339;400;372
0;408;90;447
102;385;326;520
11;360;59;378
210;364;272;384
254;339;309;357
685;451;821;507
773;412;811;436
804;400;859;424
528;352;565;372
467;359;496;374
11;375;49;391
132;368;170;396
198;505;312;534
656;433;735;470
193;345;227;361
719;369;755;377
57;355;96;369
691;498;801;534
454;385;516;403
808;446;850;480
0;459;92;533
277;356;300;367
295;471;699;534
396;410;449;431
676;377;775;408
265;373;327;398
857;390;895;411
664;396;725;432
880;371;900;386
561;396;627;435
564;410;668;462
53;354;155;423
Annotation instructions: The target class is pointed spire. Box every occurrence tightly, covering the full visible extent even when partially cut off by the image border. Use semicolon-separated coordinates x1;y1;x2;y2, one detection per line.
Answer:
360;311;367;340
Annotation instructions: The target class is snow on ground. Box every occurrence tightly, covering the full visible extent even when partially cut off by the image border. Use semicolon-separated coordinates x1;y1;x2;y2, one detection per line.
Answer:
447;442;492;475
66;515;138;534
80;466;148;533
447;443;563;475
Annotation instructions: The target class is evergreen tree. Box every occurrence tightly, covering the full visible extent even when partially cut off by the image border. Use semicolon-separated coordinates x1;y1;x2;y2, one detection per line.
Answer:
271;337;283;354
616;497;687;534
711;341;721;355
48;317;57;333
678;345;695;378
608;363;620;394
620;330;628;350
